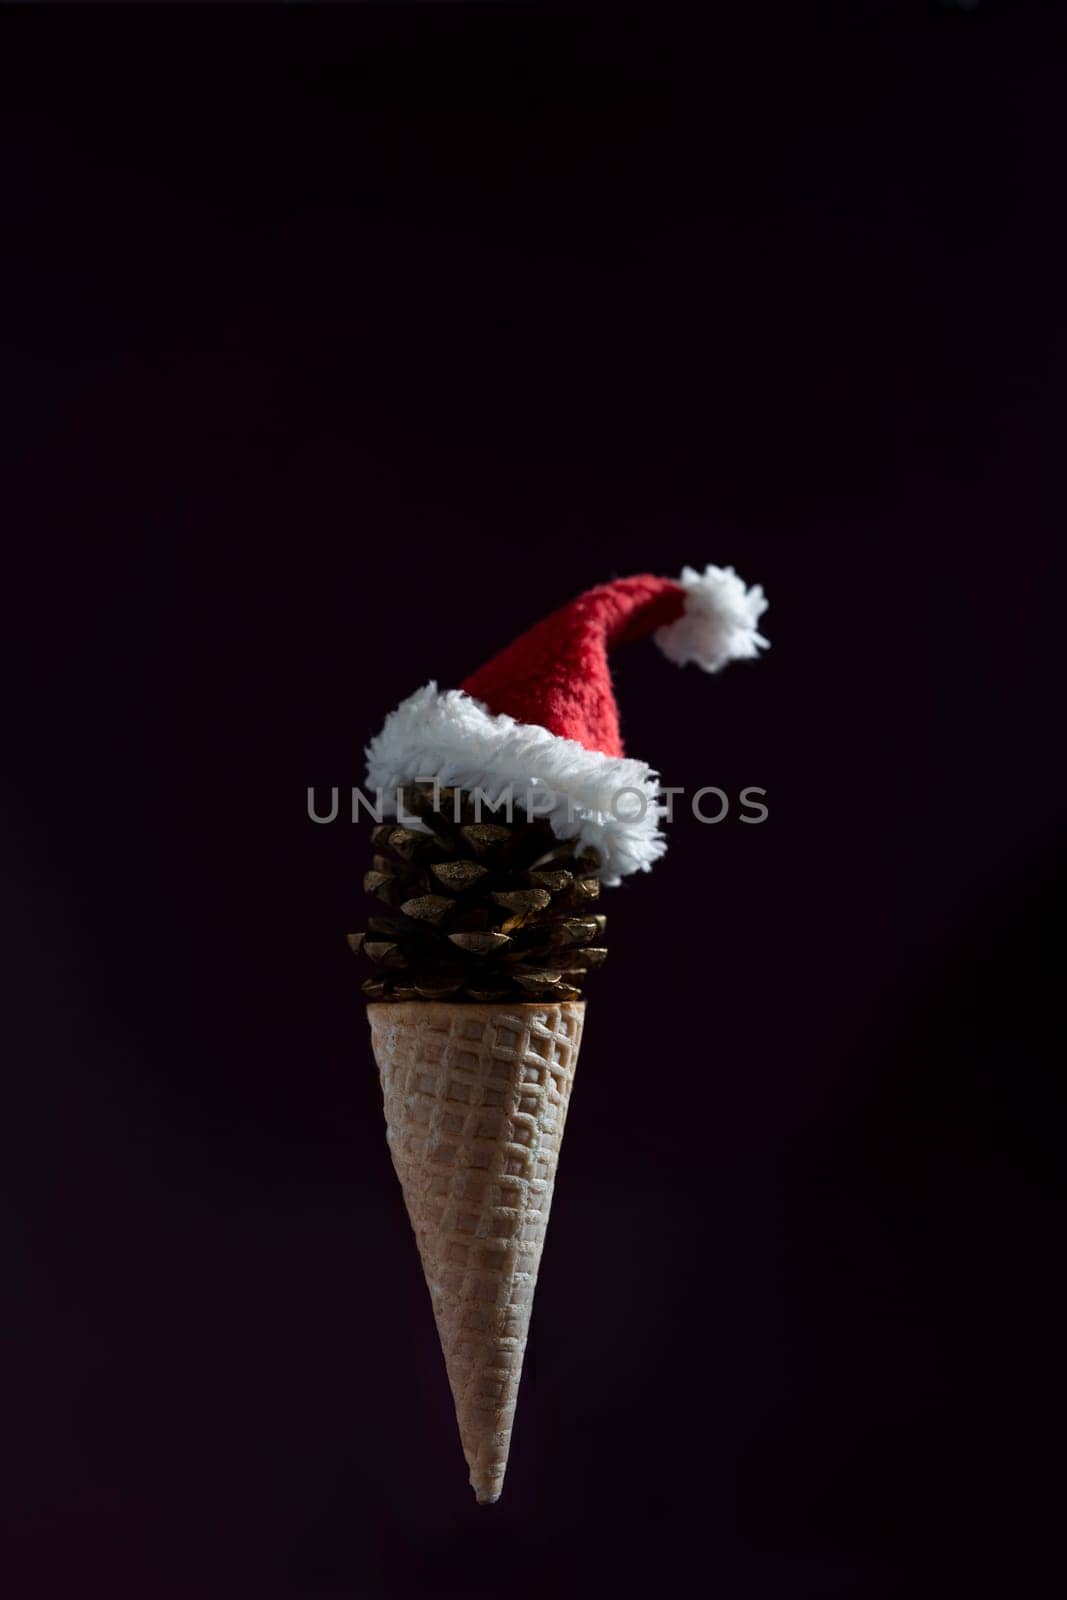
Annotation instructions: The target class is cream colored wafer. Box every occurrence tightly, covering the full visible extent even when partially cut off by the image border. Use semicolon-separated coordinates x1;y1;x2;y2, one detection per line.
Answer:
368;1000;584;1504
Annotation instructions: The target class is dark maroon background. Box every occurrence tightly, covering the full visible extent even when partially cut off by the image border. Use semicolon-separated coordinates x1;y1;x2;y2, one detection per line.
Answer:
4;5;1064;1597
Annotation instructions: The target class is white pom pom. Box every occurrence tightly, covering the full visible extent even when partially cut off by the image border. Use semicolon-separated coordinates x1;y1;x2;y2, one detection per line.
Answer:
654;563;769;673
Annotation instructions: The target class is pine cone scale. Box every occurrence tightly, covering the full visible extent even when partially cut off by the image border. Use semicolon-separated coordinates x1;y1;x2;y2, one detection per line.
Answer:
349;788;608;1003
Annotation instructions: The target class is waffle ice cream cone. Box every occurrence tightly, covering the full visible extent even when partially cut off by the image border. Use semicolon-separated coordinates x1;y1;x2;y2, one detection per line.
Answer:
368;999;585;1504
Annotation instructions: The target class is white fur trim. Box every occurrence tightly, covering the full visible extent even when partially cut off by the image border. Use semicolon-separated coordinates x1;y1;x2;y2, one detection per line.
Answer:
654;563;769;672
364;683;667;885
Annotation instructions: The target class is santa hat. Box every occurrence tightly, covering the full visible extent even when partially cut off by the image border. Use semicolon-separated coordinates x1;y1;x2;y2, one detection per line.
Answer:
365;564;768;884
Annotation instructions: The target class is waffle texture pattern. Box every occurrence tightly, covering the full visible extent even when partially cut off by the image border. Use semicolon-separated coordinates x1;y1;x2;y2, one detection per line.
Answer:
368;1000;584;1503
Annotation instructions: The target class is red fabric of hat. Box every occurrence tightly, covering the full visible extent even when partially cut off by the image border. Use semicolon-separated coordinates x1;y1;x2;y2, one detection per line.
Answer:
462;575;687;758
